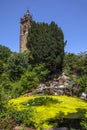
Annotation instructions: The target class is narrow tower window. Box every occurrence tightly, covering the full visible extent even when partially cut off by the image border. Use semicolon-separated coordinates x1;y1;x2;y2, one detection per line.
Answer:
23;25;26;34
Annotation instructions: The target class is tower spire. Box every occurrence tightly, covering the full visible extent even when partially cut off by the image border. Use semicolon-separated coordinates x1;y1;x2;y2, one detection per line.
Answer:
26;9;29;14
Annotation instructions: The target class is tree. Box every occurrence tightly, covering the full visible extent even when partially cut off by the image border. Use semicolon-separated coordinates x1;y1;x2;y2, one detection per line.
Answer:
63;53;79;74
0;45;12;76
79;74;87;93
77;52;87;76
27;21;66;75
63;52;87;76
6;52;29;81
0;45;11;63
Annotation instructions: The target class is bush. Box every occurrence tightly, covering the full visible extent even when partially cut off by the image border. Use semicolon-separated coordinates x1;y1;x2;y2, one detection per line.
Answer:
21;70;39;92
0;85;8;112
0;112;15;129
32;63;49;82
22;96;59;106
79;74;87;93
8;109;33;127
21;64;49;92
80;118;87;129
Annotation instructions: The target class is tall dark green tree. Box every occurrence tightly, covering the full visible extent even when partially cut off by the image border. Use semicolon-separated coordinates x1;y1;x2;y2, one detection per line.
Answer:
27;21;66;74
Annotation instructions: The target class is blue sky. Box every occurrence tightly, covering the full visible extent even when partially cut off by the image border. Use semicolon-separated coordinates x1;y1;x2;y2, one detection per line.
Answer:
0;0;87;54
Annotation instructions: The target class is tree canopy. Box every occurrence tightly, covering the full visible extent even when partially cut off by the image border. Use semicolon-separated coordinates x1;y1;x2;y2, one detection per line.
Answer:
6;52;29;81
0;45;12;76
0;45;11;63
27;21;66;74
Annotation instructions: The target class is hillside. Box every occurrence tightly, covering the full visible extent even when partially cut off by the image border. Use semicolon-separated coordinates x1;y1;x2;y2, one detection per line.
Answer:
0;21;87;129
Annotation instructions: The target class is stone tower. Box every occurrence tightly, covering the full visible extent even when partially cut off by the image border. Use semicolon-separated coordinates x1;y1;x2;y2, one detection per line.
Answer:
20;10;32;52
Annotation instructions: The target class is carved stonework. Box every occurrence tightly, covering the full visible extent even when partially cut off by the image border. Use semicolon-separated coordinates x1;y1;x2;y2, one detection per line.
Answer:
20;10;32;52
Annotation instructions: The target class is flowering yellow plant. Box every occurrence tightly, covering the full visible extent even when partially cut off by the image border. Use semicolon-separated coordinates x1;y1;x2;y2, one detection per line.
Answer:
8;96;87;129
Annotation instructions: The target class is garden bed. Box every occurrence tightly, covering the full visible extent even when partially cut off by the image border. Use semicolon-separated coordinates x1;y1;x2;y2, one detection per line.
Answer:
8;96;87;129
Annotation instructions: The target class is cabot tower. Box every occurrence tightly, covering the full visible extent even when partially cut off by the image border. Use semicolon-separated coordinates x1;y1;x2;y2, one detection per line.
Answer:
20;10;32;52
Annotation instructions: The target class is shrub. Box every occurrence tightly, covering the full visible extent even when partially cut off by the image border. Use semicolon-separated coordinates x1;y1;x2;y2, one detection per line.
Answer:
22;96;59;106
21;64;49;92
8;109;33;127
0;85;8;112
0;112;15;129
79;74;87;93
21;70;39;92
80;118;87;129
32;63;49;82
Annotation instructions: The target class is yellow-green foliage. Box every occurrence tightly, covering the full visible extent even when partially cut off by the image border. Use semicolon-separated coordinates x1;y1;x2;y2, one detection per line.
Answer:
8;96;87;129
